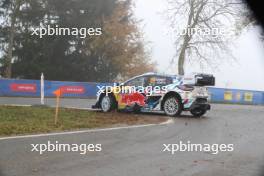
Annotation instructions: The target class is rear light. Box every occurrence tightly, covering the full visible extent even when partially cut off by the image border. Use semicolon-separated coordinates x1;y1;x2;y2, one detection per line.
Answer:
177;85;194;91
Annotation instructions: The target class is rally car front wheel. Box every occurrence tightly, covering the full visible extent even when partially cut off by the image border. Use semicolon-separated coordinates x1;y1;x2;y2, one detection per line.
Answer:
163;96;182;117
100;95;116;112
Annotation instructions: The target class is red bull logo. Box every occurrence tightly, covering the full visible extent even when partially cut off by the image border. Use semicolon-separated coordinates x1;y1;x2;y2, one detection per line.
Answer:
120;92;145;106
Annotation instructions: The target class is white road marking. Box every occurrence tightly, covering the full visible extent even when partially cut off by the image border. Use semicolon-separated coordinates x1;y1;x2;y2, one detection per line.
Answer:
0;120;173;141
1;104;32;107
0;105;97;111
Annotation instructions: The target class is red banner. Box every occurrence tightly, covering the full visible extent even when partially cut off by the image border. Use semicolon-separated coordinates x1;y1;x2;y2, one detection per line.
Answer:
10;83;37;93
60;86;85;94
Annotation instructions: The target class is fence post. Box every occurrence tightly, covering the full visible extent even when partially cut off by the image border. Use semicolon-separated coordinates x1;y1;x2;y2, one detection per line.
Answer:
41;73;45;105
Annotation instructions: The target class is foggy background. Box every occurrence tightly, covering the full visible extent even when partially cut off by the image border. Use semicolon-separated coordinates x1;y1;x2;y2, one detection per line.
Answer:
134;0;264;91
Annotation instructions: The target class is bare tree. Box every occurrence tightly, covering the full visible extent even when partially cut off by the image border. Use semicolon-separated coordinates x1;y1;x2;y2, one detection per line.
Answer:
166;0;246;75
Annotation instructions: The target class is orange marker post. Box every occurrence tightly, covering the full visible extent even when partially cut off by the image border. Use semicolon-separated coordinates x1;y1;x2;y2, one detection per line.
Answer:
53;88;62;125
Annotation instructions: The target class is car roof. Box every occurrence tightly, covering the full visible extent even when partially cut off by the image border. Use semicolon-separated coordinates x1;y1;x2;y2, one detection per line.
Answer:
123;72;178;84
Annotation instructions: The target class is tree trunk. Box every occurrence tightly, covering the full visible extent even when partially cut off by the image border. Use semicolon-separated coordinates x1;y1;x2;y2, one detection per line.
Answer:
176;0;205;75
4;17;15;78
177;0;194;76
4;0;20;78
178;48;185;75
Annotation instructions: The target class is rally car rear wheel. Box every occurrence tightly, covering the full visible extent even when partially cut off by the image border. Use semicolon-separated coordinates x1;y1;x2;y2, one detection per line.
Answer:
163;96;182;117
100;95;116;112
190;108;206;117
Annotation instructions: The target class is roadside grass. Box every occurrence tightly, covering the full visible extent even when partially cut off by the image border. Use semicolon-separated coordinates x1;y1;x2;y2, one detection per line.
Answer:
0;106;167;136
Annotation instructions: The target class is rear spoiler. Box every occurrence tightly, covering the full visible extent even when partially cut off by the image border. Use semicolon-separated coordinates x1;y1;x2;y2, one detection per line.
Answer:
195;74;215;86
182;74;215;86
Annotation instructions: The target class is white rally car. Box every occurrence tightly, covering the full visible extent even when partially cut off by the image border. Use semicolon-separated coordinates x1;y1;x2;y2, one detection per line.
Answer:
92;73;215;117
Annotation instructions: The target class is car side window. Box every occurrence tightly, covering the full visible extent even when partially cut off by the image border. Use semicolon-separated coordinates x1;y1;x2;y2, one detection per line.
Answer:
125;77;145;87
147;76;173;87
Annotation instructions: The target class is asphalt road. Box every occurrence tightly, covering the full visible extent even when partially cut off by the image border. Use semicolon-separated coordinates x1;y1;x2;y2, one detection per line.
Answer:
0;99;264;176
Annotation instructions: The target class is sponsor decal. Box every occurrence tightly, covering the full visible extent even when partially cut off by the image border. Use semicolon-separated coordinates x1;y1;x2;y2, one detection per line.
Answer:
244;92;253;102
120;92;145;106
59;86;85;94
224;91;233;101
10;83;37;93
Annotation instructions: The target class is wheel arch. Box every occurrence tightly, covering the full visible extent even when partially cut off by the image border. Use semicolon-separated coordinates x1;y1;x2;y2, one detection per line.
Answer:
161;91;183;110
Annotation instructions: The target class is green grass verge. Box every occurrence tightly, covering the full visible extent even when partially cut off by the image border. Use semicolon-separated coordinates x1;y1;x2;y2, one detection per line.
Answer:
0;106;166;136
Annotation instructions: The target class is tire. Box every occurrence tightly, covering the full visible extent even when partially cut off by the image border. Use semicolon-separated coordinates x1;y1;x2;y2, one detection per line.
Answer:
163;96;182;117
190;108;206;117
100;95;116;112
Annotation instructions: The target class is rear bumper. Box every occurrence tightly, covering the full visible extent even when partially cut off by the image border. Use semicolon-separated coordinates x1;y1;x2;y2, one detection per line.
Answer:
190;103;210;111
188;98;211;111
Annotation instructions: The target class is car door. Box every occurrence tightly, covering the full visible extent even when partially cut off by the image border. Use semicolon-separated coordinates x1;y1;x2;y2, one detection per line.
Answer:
117;76;146;108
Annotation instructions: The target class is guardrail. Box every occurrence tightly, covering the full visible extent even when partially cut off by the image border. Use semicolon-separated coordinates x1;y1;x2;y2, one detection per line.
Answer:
0;79;263;105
